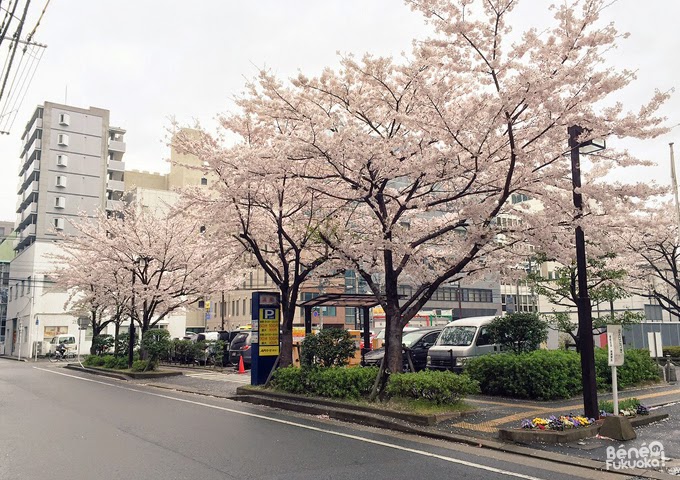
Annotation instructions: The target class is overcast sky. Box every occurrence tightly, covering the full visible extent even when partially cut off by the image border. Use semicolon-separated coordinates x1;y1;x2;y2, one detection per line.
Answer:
0;0;678;221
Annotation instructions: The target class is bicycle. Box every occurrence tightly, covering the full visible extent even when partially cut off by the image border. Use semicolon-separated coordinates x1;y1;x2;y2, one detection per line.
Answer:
46;348;77;363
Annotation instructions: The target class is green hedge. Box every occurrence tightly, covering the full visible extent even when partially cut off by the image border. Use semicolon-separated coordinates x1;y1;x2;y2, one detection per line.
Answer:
467;348;660;401
270;367;479;403
271;366;377;399
386;371;479;404
467;350;582;400
595;348;660;389
83;354;134;370
663;346;680;359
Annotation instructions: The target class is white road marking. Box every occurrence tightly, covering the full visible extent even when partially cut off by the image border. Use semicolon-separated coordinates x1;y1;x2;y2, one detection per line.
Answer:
34;367;546;480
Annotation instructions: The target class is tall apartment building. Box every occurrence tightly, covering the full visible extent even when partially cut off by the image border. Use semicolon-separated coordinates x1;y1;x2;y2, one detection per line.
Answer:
3;102;125;358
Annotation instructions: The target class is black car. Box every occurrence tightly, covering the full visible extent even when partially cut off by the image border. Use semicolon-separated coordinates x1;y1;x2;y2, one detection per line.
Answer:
363;327;442;371
229;331;253;368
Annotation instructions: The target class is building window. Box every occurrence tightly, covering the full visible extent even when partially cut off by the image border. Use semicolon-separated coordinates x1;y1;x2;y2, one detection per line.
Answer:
26;276;31;294
56;176;67;188
54;218;65;230
58;113;70;126
57;133;69;146
242;299;246;316
57;154;68;167
200;177;208;186
55;196;65;209
20;280;24;296
644;304;663;322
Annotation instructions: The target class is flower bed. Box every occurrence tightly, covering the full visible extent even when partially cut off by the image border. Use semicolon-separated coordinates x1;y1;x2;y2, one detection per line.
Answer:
521;415;594;431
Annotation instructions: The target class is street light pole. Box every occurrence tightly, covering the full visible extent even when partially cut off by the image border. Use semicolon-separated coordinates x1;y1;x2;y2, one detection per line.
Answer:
569;125;599;420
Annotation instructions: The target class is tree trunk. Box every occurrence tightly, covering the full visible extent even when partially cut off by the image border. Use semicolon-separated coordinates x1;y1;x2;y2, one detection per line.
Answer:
113;322;120;355
280;325;293;368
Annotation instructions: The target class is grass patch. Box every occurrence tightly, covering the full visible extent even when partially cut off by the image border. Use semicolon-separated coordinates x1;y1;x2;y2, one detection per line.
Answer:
599;397;640;414
329;396;474;416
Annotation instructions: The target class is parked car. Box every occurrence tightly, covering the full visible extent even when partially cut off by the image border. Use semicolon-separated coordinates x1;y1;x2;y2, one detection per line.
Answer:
46;335;77;355
426;316;499;372
363;327;442;371
229;331;252;368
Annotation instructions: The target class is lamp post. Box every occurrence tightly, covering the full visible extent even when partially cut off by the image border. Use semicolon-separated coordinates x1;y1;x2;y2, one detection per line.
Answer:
568;125;606;420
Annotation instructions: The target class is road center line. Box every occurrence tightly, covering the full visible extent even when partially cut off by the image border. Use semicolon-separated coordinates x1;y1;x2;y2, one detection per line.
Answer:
34;367;546;480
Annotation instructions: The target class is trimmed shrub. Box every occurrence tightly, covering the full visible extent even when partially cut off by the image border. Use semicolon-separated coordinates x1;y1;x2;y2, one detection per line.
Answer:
92;334;114;355
468;348;661;401
386;371;480;404
305;367;378;399
595;348;660;389
270;366;307;394
467;350;582;400
663;346;680;360
131;360;150;372
271;366;378;399
141;329;171;369
487;313;548;354
300;328;356;367
83;355;106;367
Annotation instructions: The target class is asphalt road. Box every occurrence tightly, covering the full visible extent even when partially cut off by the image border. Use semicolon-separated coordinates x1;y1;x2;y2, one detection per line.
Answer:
0;360;636;480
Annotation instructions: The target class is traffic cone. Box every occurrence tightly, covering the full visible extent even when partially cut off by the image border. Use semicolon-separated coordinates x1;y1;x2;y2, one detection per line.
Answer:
238;355;246;374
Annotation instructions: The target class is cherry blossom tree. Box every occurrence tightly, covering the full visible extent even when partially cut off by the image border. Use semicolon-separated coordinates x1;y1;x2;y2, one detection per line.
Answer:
623;208;680;320
55;200;227;349
173;128;341;368
50;242;131;354
190;0;668;379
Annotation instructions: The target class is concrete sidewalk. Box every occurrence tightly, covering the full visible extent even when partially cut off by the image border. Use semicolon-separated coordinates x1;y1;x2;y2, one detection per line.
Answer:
439;382;680;438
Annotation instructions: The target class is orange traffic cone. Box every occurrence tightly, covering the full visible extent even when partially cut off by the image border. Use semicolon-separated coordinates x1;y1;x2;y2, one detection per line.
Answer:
238;355;246;374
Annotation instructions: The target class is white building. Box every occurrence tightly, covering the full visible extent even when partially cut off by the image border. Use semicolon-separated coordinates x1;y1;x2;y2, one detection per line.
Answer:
3;102;126;358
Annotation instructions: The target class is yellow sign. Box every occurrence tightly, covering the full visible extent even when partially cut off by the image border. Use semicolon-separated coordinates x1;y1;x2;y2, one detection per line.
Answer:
258;307;280;356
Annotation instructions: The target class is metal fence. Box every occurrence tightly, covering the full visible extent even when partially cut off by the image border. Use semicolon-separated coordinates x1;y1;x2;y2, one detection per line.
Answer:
623;322;680;349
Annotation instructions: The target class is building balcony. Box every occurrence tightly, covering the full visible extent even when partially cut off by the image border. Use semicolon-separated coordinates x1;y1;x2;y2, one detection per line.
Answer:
17;224;35;242
107;159;125;172
106;199;124;211
20;137;41;164
18;179;38;197
17;191;37;213
107;179;125;192
19;148;41;176
108;140;126;153
17;209;36;231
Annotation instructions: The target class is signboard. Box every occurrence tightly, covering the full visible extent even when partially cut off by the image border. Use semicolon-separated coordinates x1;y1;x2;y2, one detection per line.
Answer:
77;316;90;330
648;332;663;358
607;325;624;366
258;307;280;356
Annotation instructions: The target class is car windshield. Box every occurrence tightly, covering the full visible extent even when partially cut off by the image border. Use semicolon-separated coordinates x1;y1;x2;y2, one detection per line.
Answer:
401;331;424;348
437;326;477;346
232;333;249;344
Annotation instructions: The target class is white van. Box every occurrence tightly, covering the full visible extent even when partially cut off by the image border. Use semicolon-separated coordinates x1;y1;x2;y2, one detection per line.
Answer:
426;316;499;372
46;334;77;354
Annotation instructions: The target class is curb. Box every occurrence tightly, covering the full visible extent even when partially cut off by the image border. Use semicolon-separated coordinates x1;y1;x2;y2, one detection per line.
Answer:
235;386;472;426
232;389;676;480
0;355;27;362
64;364;132;381
64;364;184;380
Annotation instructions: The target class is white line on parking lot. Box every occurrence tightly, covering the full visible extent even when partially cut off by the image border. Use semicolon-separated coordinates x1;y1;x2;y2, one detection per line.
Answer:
34;367;546;480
